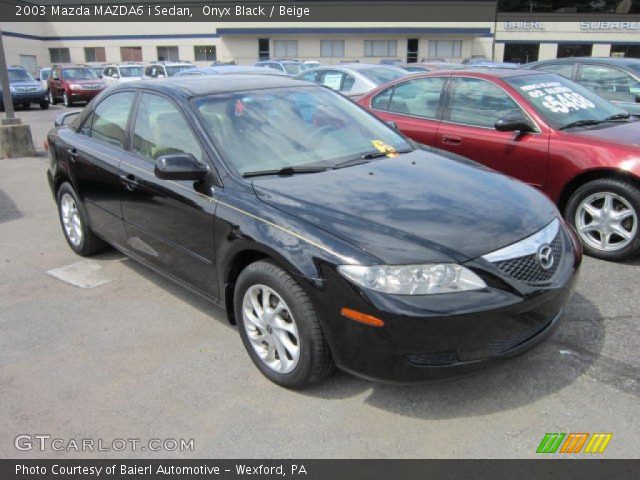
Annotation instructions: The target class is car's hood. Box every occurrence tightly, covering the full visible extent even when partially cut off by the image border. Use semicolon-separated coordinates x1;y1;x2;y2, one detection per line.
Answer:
10;81;41;88
118;77;144;82
65;79;103;85
252;150;558;264
567;121;640;148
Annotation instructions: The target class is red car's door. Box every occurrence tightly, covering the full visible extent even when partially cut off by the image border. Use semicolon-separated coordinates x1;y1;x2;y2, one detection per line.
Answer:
365;76;448;146
436;76;549;190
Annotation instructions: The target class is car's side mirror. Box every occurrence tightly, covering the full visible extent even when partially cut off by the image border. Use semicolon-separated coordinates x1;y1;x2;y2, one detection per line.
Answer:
154;153;208;181
495;113;536;133
386;120;398;130
54;111;81;127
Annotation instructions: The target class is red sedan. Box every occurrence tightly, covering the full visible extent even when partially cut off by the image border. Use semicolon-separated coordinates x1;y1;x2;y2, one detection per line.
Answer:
359;69;640;260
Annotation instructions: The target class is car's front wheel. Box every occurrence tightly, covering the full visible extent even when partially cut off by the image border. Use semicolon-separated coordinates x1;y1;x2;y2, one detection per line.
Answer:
63;91;72;107
56;182;109;256
565;178;640;260
40;100;49;110
234;260;334;389
48;90;57;105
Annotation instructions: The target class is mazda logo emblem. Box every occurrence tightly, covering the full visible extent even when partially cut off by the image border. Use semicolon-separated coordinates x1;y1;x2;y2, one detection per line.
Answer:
537;244;554;270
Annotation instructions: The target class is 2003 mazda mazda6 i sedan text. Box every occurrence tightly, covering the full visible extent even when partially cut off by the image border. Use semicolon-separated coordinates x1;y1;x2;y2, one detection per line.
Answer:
46;75;582;388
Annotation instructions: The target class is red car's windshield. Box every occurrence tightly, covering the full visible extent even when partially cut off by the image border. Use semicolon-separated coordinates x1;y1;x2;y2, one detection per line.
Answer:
506;73;627;129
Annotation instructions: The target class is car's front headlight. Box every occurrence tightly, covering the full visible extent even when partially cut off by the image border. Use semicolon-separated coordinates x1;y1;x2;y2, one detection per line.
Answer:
69;84;81;90
9;86;16;93
338;264;486;295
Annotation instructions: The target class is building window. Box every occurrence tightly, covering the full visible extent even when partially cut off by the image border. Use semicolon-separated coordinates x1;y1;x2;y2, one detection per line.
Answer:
274;40;298;58
49;48;70;64
557;43;593;58
120;47;142;62
258;38;270;60
157;46;179;61
194;46;216;62
364;40;397;57
84;47;106;63
428;40;462;59
320;40;345;58
503;43;539;63
611;44;640;58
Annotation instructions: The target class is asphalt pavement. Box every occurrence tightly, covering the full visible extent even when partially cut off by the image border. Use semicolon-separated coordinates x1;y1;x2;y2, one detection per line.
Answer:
1;105;639;458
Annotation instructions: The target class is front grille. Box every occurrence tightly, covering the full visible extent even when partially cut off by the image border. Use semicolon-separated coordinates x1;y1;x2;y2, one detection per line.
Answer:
493;231;563;285
15;87;39;93
488;320;551;355
82;85;102;90
404;350;459;366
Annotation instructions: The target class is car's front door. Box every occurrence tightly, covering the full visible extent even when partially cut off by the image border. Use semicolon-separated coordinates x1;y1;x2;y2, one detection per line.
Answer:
367;76;448;146
119;92;220;298
67;90;136;248
436;76;550;190
50;67;63;98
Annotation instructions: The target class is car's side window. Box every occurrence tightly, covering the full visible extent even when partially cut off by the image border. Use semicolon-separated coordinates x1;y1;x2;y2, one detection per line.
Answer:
300;71;319;82
320;70;344;91
371;86;393;110
578;64;640;102
89;92;136;148
535;63;574;79
132;93;204;162
341;74;356;92
449;77;522;128
388;77;446;118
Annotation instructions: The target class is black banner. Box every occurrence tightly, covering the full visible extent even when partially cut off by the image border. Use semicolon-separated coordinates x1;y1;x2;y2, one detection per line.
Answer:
1;459;639;480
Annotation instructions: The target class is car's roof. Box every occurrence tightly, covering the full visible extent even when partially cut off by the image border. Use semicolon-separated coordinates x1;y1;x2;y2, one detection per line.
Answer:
529;56;640;66
413;68;545;79
111;74;311;96
180;66;286;76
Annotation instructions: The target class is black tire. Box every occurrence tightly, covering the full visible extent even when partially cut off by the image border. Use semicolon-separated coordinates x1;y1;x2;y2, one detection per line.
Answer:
63;91;72;107
234;260;334;389
40;100;49;110
22;103;30;109
565;178;640;261
48;90;57;105
56;182;109;256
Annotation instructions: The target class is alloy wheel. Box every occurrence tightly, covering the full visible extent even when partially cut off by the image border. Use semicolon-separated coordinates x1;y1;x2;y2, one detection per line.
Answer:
575;191;637;252
63;92;70;107
242;284;300;374
60;193;83;247
48;90;54;104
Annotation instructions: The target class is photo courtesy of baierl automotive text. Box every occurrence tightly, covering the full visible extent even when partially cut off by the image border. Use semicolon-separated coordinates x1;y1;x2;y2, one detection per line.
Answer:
0;1;639;478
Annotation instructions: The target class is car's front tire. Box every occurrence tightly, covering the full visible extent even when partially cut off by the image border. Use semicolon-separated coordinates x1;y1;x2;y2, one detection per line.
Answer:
56;182;109;256
48;90;57;105
565;178;640;260
40;100;49;110
234;260;334;389
63;91;73;107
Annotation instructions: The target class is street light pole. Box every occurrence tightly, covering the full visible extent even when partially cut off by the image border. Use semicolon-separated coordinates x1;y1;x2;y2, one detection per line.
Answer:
0;25;17;121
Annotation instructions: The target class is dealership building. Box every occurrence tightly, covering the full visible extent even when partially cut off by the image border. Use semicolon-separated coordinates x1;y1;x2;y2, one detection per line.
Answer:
1;19;640;74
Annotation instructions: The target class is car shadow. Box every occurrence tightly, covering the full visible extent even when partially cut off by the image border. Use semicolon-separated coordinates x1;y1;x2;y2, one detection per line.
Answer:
299;292;611;419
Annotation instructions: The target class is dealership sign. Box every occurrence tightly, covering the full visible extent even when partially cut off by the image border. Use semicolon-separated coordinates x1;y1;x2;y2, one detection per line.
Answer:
580;21;640;31
503;22;545;31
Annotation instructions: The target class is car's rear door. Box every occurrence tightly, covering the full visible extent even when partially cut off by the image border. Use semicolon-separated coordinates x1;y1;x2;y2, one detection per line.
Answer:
119;91;220;298
65;90;136;248
366;76;448;146
436;76;549;189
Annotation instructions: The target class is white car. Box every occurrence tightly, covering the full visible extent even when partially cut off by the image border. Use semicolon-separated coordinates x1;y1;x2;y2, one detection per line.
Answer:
144;61;196;78
102;63;145;84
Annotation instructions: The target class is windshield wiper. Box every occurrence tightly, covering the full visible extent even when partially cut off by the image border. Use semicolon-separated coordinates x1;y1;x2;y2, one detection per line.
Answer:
333;149;413;169
242;166;328;178
559;113;632;131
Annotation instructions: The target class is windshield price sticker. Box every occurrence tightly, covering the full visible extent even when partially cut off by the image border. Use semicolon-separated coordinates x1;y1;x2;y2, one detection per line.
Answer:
519;82;596;114
372;140;399;157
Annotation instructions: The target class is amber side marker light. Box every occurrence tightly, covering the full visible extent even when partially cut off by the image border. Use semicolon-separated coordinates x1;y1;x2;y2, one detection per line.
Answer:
340;308;385;327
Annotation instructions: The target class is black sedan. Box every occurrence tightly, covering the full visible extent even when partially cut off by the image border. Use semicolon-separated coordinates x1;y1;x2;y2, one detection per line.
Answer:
46;75;582;388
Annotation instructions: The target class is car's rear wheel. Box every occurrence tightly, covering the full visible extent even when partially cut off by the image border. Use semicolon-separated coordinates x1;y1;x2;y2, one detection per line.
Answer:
56;182;109;256
40;100;49;110
234;260;334;389
565;178;640;260
48;90;57;105
63;91;72;107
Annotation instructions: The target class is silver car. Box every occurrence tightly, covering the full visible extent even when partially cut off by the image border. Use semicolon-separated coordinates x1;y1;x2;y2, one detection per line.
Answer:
295;63;408;100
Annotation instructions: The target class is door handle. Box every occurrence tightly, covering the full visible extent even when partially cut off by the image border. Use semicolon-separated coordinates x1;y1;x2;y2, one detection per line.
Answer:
67;147;77;161
442;135;462;145
121;174;139;192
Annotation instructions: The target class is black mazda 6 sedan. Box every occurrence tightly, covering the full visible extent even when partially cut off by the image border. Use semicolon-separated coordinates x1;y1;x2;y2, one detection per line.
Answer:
46;75;582;388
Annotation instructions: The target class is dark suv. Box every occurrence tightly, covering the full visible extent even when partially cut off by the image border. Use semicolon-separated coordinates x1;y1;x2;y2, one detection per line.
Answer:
47;65;106;107
0;66;48;111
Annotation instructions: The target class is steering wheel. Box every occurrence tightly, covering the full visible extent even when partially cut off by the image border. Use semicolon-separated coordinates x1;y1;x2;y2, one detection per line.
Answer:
306;125;334;146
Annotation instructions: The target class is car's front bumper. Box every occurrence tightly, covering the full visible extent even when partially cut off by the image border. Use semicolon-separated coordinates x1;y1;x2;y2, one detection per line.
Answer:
9;91;47;104
67;88;103;102
308;225;581;383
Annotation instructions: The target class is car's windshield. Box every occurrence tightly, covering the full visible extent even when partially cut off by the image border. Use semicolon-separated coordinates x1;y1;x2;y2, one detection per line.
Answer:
8;69;34;82
194;86;412;175
119;66;144;77
62;68;98;80
505;73;627;129
629;63;640;75
165;65;196;76
283;63;304;75
40;69;51;81
358;67;407;85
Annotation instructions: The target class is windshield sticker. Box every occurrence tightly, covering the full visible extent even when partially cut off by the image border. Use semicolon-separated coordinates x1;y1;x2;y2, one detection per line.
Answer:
371;140;399;157
519;82;596;114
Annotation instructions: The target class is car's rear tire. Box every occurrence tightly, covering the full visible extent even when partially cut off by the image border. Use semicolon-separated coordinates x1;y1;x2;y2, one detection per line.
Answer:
234;260;334;389
48;90;57;105
56;182;109;256
565;178;640;261
40;100;49;110
63;91;72;107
